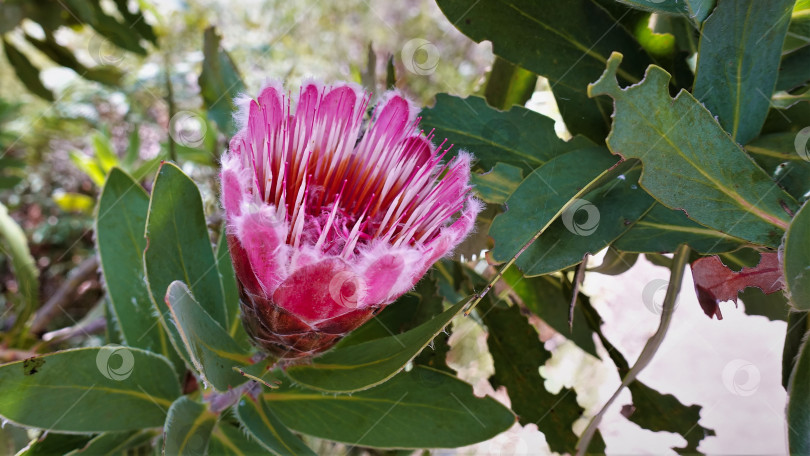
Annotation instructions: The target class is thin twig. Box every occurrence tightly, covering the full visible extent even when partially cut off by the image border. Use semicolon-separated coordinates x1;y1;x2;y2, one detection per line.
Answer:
29;256;99;334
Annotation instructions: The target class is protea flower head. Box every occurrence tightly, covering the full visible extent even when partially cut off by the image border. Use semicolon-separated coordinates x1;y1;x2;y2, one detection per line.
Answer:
221;81;481;360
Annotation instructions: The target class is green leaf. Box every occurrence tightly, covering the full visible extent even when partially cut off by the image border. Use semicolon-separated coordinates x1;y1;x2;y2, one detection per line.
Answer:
2;39;54;101
488;147;619;263
589;53;797;248
777;44;810;91
96;169;183;374
514;159;655;276
471;162;522;204
784;310;809;389
24;32;122;86
693;0;795;144
785;202;810;310
64;431;154;456
163;396;218;456
0;347;181;432
18;433;91;456
612;0;716;24
745;132;810;202
614;203;746;254
420;94;591;174
483;300;603;454
268;366;515;449
144;162;227;334
165;281;258;392
199;26;245;136
501;269;598;357
208;422;267;456
484;56;538;110
788;314;810;453
235;396;315;456
740;287;789;322
0;202;38;333
436;0;653;141
589;247;639;275
285;298;468;393
216;228;243;342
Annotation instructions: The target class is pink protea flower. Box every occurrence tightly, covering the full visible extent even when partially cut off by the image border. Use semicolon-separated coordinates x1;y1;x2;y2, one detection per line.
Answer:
221;81;481;360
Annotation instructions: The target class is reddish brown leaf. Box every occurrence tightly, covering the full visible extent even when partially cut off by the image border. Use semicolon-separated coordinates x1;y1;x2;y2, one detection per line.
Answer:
690;253;783;319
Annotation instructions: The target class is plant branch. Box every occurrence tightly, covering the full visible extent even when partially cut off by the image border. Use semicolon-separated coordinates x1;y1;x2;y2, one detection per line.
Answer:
576;244;691;456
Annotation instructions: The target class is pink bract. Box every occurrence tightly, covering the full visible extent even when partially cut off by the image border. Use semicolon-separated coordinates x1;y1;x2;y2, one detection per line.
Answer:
221;81;481;359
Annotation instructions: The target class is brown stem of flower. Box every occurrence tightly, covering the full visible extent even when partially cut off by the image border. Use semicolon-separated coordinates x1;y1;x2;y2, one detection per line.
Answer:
29;256;99;335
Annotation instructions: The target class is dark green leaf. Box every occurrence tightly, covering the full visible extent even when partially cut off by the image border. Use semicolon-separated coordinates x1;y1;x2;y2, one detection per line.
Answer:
777;44;810;91
502;269;598;357
740;287;789;322
285;298;467;393
269;366;515;449
614;203;746;254
25;32;121;86
784;201;810;310
96;168;182;374
0;347;181;432
163;397;218;456
784;310;809;389
144;162;227;333
745;132;810;202
235;396;315;456
420;94;592;174
471;162;522;204
199;27;245;136
612;0;715;24
65;431;154;456
208;422;267;456
165;281;259;392
436;0;653;141
589;247;639;275
693;0;794;144
18;433;91;456
590;53;797;248
788;312;810;453
216;228;247;345
2;39;53;101
488;147;619;263
514;160;655;276
483;300;603;454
